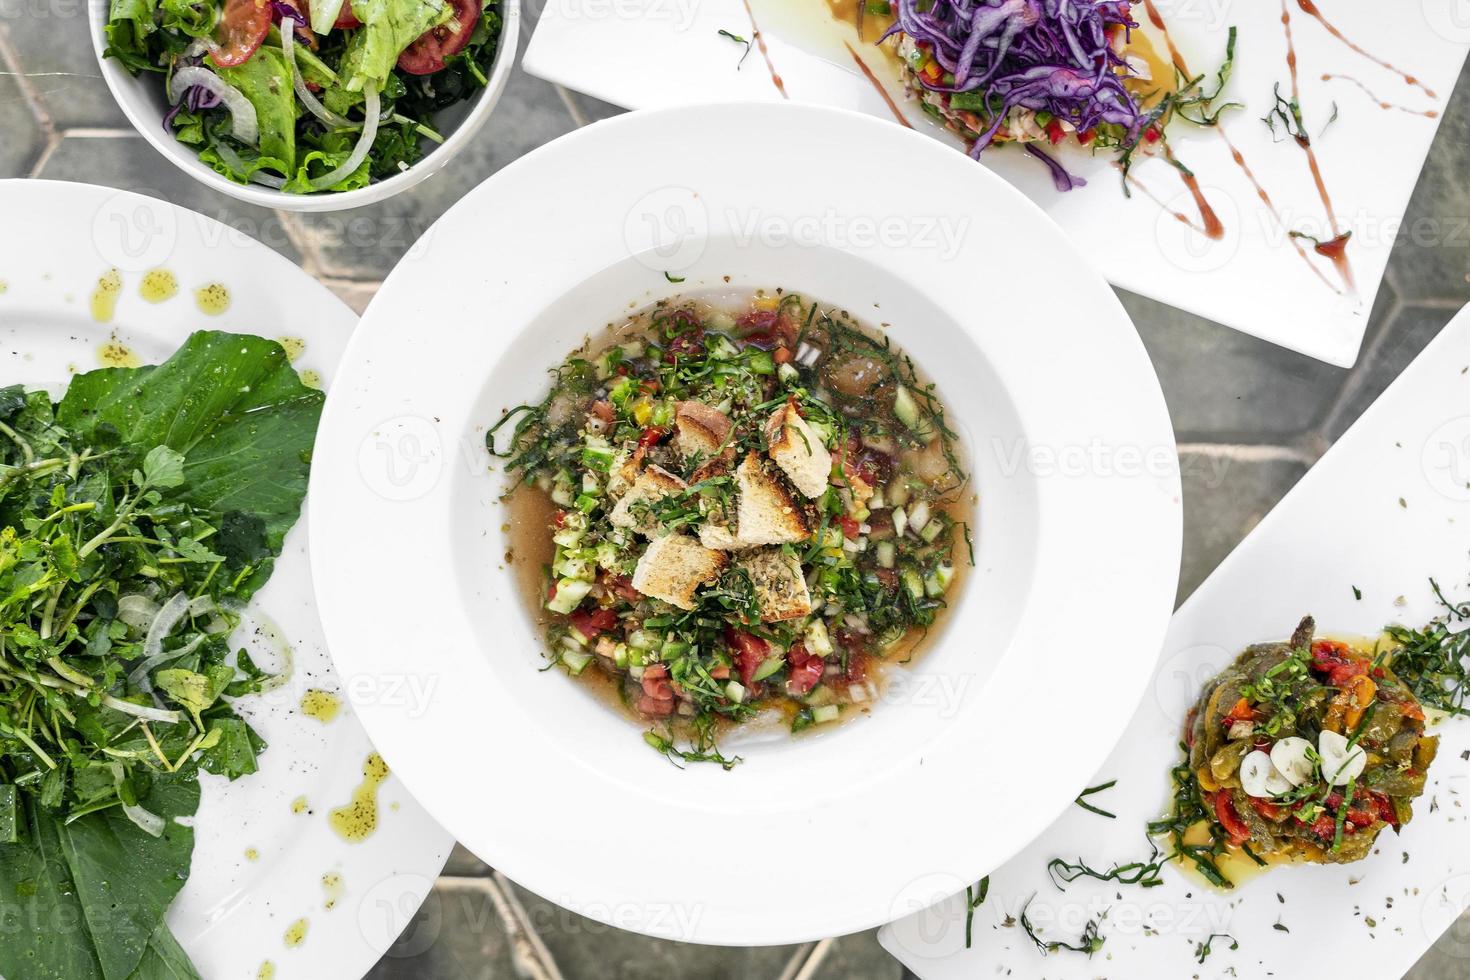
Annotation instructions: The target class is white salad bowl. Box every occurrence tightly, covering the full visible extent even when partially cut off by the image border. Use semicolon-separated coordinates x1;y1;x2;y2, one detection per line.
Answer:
87;0;520;213
308;102;1183;945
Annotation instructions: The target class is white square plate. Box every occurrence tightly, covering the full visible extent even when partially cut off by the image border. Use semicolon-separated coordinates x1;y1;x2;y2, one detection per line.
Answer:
878;299;1470;977
525;0;1470;366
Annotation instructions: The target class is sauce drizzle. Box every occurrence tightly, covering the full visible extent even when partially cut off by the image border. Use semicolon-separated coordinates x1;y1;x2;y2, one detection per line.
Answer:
741;0;788;98
844;42;912;129
1295;0;1436;99
1321;73;1438;118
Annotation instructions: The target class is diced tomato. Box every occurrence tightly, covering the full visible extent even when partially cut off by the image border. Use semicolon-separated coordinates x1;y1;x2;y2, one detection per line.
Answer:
603;573;642;603
1311;639;1370;688
725;628;769;687
1213;790;1251;846
1249;798;1284;821
1368;791;1399;828
1144;126;1162;143
640;662;673;701
836;515;861;540
785;642;824;696
773;346;793;364
569;608;619;641
1307;814;1339;841
590;400;615;425
1045;119;1066;144
637;693;674;717
551;510;568;529
1221;697;1257;726
1076;128;1095;145
207;0;270;67
546;581;557;601
710;664;730;681
638;426;667;449
335;8;361;27
397;0;481;75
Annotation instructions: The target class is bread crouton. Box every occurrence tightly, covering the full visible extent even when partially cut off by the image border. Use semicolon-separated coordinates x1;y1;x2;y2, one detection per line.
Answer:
631;533;727;610
608;465;687;536
735;547;812;622
699;452;811;550
764;404;831;499
675;401;734;459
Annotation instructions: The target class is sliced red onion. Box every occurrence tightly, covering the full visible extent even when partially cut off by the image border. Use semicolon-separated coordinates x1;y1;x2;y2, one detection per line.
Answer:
212;142;287;189
306;86;379;192
170;66;258;146
281;24;359;131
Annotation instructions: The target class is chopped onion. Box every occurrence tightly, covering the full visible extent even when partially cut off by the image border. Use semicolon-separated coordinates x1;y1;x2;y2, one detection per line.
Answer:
281;25;359;131
211;142;286;189
117;594;160;631
306;86;379;192
142;592;189;662
127;633;205;689
169;66;258;146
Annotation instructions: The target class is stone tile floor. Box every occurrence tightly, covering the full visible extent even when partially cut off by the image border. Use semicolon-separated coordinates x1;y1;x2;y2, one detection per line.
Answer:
2;2;1468;977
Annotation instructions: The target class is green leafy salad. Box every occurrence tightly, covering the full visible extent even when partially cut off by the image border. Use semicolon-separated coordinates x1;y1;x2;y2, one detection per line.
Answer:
0;332;322;979
103;0;504;193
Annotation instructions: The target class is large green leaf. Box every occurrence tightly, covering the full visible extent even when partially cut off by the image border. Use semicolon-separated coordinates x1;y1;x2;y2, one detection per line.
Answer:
55;330;324;563
0;770;199;980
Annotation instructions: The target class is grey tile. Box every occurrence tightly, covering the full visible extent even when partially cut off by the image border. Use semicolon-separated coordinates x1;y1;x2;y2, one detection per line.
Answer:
443;843;492;877
288;32;578;279
809;930;902;980
1121;288;1349;443
364;879;523;980
34;133;304;265
0;69;44;177
2;5;129;129
508;881;797;980
1323;303;1461;441
1177;448;1311;605
1408;912;1470;980
1386;58;1470;306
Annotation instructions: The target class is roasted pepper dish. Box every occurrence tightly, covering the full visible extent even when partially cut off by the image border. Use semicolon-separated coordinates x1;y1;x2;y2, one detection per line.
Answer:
1181;616;1438;871
489;292;970;766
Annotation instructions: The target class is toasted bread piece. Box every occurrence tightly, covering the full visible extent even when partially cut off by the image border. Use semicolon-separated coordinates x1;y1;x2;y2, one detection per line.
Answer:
609;465;687;536
699;452;811;550
735;547;813;622
764;404;832;499
631;533;727;610
675;401;734;459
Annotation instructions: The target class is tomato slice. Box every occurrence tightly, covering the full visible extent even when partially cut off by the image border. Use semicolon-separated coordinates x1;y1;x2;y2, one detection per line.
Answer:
208;0;271;68
397;0;481;76
785;643;824;697
568;608;618;641
335;4;361;28
724;628;769;688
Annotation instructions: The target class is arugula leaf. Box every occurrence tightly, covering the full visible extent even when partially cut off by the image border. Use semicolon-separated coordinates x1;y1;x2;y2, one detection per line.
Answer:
198;717;265;780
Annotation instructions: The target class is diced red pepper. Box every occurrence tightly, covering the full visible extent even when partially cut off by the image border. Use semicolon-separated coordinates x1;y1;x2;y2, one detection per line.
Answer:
1311;639;1370;688
1213;790;1251;846
603;573;642;603
1076;129;1095;145
1144;126;1162;143
638;426;668;449
569;608;619;641
1221;697;1257;726
1249;798;1284;821
785;642;824;696
1045;119;1066;144
836;515;861;540
773;346;793;364
725;628;770;687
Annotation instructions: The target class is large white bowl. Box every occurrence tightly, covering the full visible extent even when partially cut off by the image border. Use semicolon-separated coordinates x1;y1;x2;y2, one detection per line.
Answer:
308;101;1183;945
87;0;520;212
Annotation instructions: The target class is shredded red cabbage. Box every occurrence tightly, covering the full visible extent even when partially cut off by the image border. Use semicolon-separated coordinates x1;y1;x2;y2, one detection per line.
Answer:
888;0;1147;190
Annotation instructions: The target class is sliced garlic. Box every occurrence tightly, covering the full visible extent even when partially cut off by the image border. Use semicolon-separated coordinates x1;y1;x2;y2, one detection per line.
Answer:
1318;730;1367;786
1240;750;1293;798
1270;736;1315;787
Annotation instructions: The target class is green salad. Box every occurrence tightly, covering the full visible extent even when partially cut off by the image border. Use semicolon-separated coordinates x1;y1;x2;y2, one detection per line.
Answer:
0;332;321;980
103;0;504;193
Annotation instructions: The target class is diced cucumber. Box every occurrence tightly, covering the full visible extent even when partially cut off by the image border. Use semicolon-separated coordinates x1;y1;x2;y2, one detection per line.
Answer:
811;704;841;724
546;578;593;614
752;655;785;682
888;479;912;507
747;350;775;375
892;506;908;539
561;648;593;675
900;567;925;601
778;362;800;384
551;526;583;548
725;680;747;704
550;484;575;507
875;540;896;569
805;618;834;657
868;485;886;509
708;336;741;361
934;563;955;592
613;643;630;669
581;435;616;472
627;629;660;650
893;386;926;433
908;500;931;536
920;514;946;543
574;493;599;514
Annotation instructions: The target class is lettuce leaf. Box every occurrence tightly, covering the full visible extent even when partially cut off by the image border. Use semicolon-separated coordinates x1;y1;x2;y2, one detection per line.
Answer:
339;0;448;92
213;46;299;172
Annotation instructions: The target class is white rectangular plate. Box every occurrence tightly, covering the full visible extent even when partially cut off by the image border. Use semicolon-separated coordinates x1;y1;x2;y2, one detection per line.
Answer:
525;0;1470;366
877;300;1470;977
